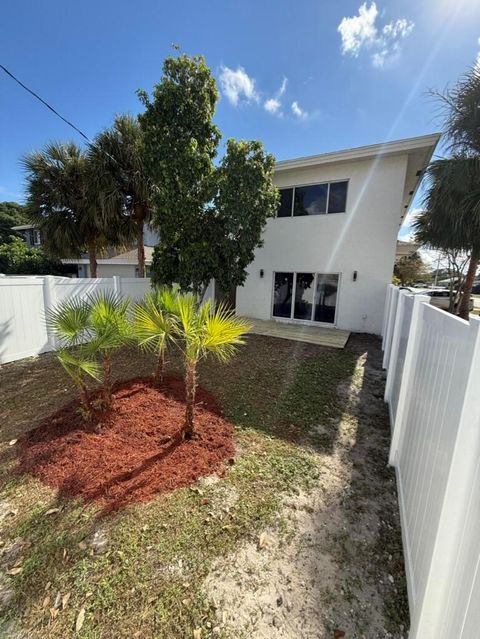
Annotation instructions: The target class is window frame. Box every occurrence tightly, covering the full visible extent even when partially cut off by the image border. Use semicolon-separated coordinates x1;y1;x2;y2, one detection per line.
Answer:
271;270;341;326
276;179;349;218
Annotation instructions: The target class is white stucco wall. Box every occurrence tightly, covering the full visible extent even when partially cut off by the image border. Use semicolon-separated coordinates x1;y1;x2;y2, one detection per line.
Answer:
236;153;408;335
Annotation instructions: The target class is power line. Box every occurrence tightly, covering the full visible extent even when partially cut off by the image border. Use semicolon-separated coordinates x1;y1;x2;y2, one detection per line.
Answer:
0;63;91;142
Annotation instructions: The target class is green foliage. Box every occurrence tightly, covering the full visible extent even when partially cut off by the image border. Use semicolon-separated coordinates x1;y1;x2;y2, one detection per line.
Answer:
0;236;65;275
88;115;156;276
0;201;28;244
22;142;129;277
415;157;480;255
47;292;132;419
138;54;278;293
438;66;480;155
172;291;252;436
132;287;179;384
393;251;428;286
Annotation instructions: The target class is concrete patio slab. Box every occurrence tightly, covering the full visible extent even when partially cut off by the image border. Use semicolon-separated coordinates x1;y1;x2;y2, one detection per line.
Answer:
246;318;350;349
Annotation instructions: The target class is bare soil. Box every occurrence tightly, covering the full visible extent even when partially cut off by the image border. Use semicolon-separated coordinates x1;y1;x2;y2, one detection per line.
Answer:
204;338;408;639
17;377;235;512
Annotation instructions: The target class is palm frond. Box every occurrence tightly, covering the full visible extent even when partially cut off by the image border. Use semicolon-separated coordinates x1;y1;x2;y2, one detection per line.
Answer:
203;303;251;362
46;297;92;346
57;348;102;384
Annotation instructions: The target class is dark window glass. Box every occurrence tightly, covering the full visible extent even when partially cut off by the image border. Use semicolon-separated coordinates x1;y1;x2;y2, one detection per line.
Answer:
294;184;328;216
273;272;293;318
327;181;348;214
294;273;315;320
277;188;293;217
314;274;339;324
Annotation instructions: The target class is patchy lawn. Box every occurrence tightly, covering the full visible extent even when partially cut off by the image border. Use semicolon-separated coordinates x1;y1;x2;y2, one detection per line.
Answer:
0;334;408;638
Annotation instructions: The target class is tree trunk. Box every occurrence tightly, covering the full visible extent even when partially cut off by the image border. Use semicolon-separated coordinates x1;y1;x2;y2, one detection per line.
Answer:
88;240;98;278
183;360;197;439
154;349;165;386
78;381;94;427
458;254;479;320
102;353;112;408
134;204;146;278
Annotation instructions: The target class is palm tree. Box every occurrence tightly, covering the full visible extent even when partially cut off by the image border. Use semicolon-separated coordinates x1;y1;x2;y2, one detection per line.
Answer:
47;297;101;424
87;292;132;407
88;115;155;277
414;157;480;319
47;292;131;414
23;142;113;278
174;294;251;439
132;287;179;385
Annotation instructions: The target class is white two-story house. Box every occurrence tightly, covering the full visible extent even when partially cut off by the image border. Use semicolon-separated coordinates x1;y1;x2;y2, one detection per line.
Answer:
235;134;439;335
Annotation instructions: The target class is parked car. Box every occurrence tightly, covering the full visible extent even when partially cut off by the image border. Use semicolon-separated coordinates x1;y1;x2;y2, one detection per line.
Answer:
414;288;474;312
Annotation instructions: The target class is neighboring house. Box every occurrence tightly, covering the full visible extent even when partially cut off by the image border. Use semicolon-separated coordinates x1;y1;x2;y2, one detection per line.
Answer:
11;224;42;248
12;221;158;278
395;239;420;262
62;246;154;278
235;134;440;335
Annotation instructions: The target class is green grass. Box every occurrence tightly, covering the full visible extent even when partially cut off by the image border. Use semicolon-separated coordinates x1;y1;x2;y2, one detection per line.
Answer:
0;336;358;638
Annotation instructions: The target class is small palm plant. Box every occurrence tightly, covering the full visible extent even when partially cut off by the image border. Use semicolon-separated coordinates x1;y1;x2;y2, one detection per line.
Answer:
47;298;100;423
132;287;179;385
174;294;251;439
87;292;132;407
47;292;131;421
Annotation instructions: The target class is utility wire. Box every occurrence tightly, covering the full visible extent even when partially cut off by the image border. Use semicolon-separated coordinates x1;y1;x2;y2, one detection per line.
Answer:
0;63;92;142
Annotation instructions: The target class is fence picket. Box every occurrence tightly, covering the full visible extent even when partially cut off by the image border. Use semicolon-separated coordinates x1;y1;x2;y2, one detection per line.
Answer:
382;288;480;638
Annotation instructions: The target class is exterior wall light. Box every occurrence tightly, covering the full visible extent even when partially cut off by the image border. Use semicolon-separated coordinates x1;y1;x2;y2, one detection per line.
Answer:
353;270;358;282
260;269;264;278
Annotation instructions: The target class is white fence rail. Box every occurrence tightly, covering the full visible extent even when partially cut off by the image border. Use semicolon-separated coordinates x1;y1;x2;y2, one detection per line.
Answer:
0;275;151;365
382;284;480;638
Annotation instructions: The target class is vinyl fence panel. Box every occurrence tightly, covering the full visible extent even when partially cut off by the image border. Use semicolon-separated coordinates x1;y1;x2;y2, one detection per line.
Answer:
0;275;151;364
382;284;480;638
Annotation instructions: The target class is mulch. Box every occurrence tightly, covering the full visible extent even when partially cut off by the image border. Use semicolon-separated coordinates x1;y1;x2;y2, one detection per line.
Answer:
16;377;235;512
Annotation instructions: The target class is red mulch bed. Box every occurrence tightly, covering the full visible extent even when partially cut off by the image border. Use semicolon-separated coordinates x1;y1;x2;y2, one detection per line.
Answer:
17;377;235;512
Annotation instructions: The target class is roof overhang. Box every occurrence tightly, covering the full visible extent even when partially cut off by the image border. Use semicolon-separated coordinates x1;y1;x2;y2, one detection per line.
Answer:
274;133;440;172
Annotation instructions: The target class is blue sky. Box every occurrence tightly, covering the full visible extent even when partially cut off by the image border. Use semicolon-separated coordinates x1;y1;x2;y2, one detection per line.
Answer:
1;0;480;240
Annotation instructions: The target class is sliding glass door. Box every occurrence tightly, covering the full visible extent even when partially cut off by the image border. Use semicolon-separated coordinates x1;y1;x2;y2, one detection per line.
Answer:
272;272;339;324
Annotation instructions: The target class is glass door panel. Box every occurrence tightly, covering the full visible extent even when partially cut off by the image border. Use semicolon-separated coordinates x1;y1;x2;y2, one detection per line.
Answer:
314;274;338;324
294;273;315;320
273;272;293;318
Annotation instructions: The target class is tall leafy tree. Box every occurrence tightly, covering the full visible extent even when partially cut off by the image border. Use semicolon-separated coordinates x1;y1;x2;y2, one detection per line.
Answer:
88;115;155;277
414;157;480;319
22;142;120;277
394;251;428;286
0;236;65;275
138;54;278;294
0;201;27;244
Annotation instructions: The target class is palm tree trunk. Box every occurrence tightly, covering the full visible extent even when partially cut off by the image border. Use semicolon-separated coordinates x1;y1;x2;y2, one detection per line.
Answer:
183;359;197;439
134;204;146;278
88;240;98;278
78;380;94;427
102;353;112;408
458;254;478;320
154;349;164;386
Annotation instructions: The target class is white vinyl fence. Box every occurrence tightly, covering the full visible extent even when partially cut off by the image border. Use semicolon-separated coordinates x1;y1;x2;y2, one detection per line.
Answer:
382;285;480;639
0;275;151;365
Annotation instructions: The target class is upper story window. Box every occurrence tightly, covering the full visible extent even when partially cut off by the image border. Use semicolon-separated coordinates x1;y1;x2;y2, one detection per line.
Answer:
276;180;348;217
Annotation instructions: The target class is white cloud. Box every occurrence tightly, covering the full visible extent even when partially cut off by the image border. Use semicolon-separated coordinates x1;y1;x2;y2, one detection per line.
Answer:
338;2;414;68
475;37;480;71
219;66;259;106
264;98;281;114
263;77;288;115
291;101;308;119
